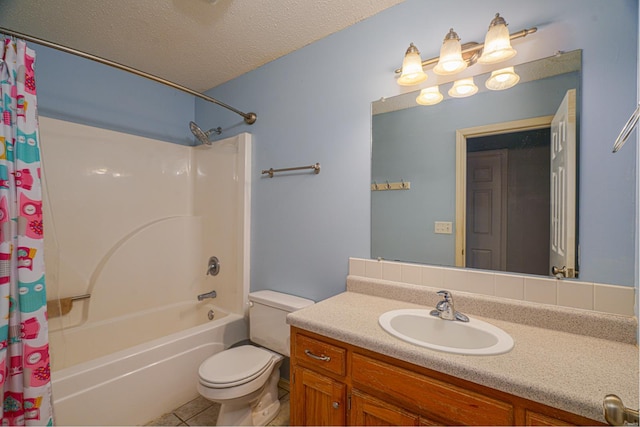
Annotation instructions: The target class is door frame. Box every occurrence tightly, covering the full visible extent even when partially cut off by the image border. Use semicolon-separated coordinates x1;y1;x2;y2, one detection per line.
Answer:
455;116;554;267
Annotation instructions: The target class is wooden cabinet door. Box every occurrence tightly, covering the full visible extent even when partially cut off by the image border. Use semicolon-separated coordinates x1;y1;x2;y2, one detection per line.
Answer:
525;410;574;426
351;389;419;426
291;366;346;426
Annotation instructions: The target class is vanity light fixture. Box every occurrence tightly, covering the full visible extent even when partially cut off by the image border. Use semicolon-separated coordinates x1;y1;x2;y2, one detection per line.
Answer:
485;66;520;90
433;29;468;75
397;43;428;86
416;86;444;105
394;14;536;86
448;77;478;98
478;13;517;64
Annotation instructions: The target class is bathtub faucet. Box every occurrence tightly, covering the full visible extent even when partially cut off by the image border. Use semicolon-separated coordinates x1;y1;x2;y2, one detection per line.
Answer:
197;290;217;301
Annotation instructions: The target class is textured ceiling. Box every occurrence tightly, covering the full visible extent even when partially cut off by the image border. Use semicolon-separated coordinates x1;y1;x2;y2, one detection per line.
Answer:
0;0;404;92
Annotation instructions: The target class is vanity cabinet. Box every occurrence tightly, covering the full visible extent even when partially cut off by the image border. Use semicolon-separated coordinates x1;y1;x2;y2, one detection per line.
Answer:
351;389;419;426
291;332;348;425
290;327;604;426
291;366;346;425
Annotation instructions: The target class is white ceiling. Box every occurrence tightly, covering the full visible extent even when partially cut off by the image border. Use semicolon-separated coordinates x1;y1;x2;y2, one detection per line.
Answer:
0;0;404;92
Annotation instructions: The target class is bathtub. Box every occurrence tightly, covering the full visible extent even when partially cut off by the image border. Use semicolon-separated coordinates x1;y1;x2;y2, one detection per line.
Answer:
51;303;248;426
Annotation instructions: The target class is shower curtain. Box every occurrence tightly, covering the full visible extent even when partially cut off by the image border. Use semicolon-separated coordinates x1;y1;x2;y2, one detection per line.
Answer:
0;37;53;425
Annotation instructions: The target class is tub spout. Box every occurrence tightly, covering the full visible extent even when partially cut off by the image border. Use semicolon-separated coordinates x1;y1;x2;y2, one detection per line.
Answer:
197;290;217;301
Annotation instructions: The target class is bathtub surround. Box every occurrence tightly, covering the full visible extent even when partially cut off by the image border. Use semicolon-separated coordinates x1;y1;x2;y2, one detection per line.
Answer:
40;120;252;424
41;119;251;370
349;258;636;316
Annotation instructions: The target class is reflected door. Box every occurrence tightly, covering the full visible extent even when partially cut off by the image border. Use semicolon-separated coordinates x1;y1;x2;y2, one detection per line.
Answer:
550;89;577;278
466;150;508;270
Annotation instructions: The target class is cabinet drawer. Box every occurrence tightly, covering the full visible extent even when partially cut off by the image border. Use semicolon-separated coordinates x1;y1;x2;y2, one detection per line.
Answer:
294;333;346;376
352;353;514;426
525;410;573;426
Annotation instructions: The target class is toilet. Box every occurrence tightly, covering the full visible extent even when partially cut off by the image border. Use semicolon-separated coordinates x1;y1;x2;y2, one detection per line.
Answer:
197;290;314;426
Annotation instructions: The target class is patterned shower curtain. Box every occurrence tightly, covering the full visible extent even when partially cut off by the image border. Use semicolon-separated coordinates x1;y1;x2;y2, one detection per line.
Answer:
0;37;54;425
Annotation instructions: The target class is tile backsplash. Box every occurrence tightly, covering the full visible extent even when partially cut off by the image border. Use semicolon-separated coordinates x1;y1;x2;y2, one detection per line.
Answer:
349;258;635;316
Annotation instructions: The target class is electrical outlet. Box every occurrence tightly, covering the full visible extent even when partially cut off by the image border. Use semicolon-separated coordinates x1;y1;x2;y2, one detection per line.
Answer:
434;221;452;234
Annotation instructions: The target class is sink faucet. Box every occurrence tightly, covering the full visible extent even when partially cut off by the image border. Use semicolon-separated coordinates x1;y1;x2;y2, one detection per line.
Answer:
197;290;217;301
430;290;469;322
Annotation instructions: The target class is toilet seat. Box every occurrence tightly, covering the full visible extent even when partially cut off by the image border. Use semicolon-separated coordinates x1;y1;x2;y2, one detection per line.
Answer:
198;345;277;389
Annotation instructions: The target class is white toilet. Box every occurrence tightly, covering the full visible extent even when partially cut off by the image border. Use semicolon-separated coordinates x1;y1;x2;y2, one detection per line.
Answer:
197;290;314;426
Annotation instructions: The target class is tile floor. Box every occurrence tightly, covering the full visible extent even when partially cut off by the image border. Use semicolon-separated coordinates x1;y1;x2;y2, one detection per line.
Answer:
144;382;290;426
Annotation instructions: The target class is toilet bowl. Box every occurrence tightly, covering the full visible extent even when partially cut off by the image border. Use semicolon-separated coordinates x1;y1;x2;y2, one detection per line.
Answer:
197;290;314;426
198;345;284;426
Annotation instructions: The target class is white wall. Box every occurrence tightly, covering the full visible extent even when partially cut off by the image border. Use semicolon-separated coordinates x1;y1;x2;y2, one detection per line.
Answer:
41;118;250;366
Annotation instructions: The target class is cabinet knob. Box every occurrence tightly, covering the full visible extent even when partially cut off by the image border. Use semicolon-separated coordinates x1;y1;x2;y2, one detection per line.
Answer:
603;394;639;426
332;401;340;409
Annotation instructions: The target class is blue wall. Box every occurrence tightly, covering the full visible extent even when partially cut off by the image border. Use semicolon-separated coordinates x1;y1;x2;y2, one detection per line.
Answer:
33;45;195;146
17;0;638;300
203;0;637;294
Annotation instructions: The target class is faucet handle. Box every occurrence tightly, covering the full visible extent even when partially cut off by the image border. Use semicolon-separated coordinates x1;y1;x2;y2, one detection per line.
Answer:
437;290;452;301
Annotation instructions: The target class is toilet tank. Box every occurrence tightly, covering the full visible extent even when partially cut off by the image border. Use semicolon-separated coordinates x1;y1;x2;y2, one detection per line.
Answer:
249;290;314;356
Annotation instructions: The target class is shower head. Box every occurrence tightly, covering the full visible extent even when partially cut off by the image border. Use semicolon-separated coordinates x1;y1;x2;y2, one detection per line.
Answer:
189;121;222;145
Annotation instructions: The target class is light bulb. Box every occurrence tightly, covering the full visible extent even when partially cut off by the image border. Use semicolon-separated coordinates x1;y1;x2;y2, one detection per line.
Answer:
448;78;478;98
398;43;427;86
416;86;444;105
485;66;520;90
434;29;467;76
478;13;517;64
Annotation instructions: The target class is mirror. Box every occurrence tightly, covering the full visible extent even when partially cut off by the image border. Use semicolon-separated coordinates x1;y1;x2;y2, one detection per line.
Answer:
371;51;581;278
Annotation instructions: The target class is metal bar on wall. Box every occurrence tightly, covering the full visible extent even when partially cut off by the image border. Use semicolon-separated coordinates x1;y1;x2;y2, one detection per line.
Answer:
0;27;257;125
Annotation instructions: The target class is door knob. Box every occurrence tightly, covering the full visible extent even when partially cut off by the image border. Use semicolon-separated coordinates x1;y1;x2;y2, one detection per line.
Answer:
551;265;576;278
551;265;567;277
332;401;340;409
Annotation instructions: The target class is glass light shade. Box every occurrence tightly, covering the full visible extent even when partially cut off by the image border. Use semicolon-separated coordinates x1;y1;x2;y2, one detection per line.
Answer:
478;14;516;64
398;43;427;86
416;86;444;106
485;66;520;90
448;78;478;98
433;29;467;75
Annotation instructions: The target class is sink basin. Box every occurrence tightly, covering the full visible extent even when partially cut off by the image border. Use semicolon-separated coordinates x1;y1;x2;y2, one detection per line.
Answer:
378;309;514;356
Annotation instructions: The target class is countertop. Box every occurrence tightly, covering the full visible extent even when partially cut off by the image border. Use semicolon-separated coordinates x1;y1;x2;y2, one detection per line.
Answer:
286;276;639;423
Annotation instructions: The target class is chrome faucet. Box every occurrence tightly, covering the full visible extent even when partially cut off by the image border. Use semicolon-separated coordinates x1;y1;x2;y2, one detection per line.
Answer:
197;290;217;301
430;290;469;322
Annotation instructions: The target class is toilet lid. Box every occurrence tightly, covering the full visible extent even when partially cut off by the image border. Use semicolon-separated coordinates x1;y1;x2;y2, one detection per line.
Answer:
198;345;274;387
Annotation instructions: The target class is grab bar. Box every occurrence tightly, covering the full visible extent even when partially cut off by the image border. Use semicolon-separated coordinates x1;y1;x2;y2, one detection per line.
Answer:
612;103;640;153
261;163;320;178
47;294;91;318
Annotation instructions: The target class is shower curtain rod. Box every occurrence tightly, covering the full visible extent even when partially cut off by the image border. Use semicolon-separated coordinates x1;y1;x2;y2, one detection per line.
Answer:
0;27;257;125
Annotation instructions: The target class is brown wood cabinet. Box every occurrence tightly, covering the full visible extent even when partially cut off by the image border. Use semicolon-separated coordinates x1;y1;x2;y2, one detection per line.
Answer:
291;366;346;426
290;327;604;426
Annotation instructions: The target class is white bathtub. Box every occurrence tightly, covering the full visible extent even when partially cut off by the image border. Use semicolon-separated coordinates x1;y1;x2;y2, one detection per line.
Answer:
51;304;248;426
